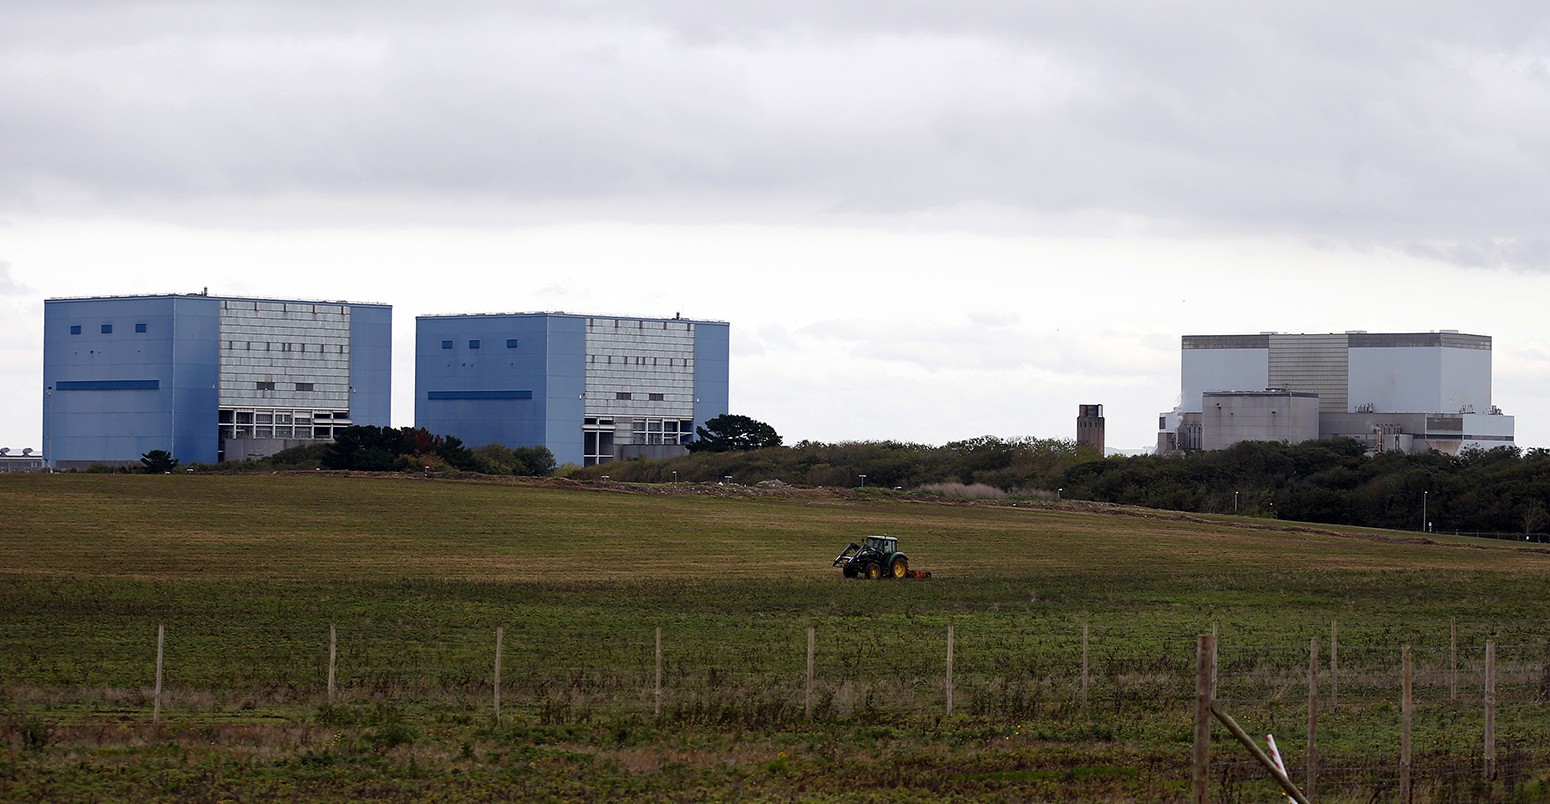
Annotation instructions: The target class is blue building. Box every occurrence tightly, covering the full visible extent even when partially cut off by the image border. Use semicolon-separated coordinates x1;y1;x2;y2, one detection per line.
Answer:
415;312;729;466
43;293;391;468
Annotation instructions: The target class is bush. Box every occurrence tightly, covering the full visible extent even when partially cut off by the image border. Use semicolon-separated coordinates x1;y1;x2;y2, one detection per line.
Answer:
916;482;1007;500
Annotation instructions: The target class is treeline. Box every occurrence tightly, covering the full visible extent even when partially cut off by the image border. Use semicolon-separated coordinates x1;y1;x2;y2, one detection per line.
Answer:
575;435;1550;535
570;436;1100;491
1061;439;1550;534
209;426;556;477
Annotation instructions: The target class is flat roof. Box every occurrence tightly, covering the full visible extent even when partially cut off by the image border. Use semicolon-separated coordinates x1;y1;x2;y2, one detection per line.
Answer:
1204;390;1322;398
1184;331;1490;350
46;293;391;309
417;311;727;325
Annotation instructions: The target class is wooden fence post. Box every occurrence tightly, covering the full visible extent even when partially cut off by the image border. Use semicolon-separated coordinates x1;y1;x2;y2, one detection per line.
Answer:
153;623;165;724
946;624;955;717
805;626;814;721
1485;640;1496;784
654;627;663;717
1401;646;1413;803
327;623;337;704
493;626;503;720
1307;636;1318;802
1193;633;1216;804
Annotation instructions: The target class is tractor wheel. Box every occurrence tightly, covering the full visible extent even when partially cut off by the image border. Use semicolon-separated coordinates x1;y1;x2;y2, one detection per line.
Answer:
890;557;908;579
864;562;882;580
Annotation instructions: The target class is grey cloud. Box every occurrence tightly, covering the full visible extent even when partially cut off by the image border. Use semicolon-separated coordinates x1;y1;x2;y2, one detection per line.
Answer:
795;316;1171;377
3;2;1549;267
0;262;29;296
1405;238;1550;271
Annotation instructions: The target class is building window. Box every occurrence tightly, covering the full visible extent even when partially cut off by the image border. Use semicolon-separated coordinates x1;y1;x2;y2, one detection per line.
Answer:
101;324;113;334
469;340;480;349
70;325;81;335
135;323;147;333
295;382;314;392
616;392;632;400
256;381;276;391
630;417;692;445
649;393;665;401
506;339;518;349
441;340;453;349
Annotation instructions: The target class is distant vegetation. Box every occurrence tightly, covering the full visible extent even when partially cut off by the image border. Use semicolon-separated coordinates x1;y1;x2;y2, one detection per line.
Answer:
576;435;1550;535
190;426;557;477
1063;438;1550;534
573;435;1098;491
686;413;783;452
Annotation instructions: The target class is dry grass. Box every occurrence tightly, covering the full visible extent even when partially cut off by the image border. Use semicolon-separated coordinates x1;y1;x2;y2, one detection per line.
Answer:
916;482;1007;500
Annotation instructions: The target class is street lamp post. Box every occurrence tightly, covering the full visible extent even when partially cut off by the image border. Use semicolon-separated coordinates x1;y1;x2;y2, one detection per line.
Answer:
1234;491;1239;515
858;474;867;488
1423;491;1429;532
672;470;678;484
1057;488;1063;500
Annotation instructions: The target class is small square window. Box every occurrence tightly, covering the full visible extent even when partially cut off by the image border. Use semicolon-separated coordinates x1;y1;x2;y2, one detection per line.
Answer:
134;323;147;333
101;324;113;334
295;382;315;392
616;392;632;400
506;339;519;349
69;325;81;335
441;340;453;349
469;339;480;349
256;381;276;391
649;393;665;401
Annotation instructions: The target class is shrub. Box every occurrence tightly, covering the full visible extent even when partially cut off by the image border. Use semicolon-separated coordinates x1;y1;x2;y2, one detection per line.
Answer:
916;482;1007;500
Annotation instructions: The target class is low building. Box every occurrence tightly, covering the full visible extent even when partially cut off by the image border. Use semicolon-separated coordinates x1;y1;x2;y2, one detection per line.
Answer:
415;312;729;466
1200;390;1320;451
0;448;44;473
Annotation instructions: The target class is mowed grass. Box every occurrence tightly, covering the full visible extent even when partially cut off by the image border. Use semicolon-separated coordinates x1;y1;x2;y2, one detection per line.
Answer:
4;473;1550;801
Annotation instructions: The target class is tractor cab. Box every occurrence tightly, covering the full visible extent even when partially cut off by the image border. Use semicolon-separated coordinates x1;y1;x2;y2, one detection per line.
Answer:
863;535;896;554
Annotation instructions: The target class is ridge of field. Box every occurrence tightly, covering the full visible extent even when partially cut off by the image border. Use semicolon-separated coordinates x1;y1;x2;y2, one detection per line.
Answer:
4;473;1550;801
3;472;1540;582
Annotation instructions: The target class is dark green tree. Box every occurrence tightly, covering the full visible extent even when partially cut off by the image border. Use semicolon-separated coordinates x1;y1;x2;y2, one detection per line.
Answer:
435;434;476;470
140;449;179;473
510;445;557;477
687;414;782;453
322;425;412;471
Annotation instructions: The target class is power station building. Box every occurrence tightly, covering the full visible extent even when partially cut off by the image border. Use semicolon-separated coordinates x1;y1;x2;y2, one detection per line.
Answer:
42;293;391;468
1158;331;1514;455
415;312;729;467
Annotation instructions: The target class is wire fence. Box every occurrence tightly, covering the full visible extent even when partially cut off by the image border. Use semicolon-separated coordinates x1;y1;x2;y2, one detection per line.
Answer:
5;620;1550;799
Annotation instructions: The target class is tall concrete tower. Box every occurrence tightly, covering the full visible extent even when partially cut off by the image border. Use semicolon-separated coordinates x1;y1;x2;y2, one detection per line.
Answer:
1077;404;1105;454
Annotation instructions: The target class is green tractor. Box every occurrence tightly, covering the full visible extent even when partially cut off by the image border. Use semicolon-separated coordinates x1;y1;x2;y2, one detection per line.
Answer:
833;534;919;580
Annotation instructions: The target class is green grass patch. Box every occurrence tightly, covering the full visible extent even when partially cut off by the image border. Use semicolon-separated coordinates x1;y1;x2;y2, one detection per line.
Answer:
4;473;1550;799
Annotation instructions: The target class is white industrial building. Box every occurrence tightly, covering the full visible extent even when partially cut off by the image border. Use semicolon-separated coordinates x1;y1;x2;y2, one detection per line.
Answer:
1158;331;1514;455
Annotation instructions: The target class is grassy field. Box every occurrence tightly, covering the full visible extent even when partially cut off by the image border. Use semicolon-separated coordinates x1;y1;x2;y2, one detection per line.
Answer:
3;473;1550;800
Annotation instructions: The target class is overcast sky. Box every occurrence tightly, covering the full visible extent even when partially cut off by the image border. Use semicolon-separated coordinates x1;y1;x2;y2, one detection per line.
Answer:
4;1;1550;454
